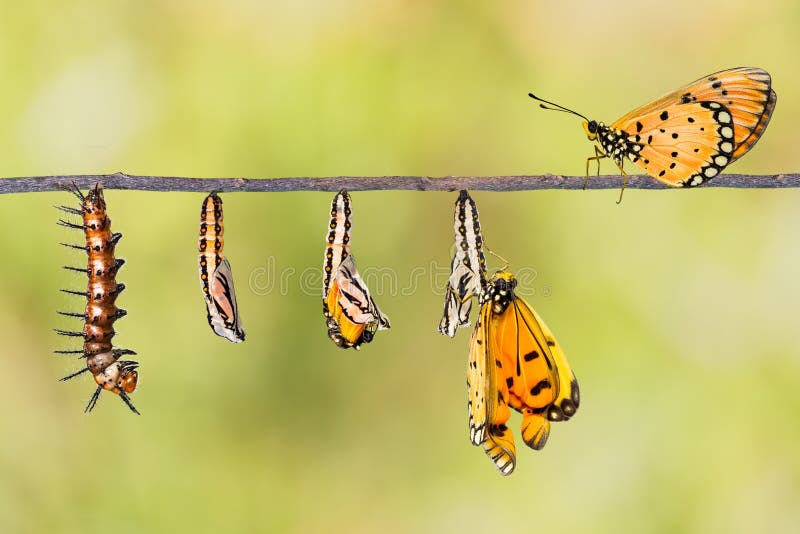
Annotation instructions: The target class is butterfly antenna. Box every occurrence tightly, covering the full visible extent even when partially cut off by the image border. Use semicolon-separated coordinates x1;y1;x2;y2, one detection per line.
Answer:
528;93;590;121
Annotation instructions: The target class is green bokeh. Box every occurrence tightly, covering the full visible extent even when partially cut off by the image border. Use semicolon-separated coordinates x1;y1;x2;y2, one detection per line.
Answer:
1;2;799;532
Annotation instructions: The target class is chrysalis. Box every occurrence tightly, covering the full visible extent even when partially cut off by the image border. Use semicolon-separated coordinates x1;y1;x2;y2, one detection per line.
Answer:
322;190;389;349
198;192;245;342
439;190;486;337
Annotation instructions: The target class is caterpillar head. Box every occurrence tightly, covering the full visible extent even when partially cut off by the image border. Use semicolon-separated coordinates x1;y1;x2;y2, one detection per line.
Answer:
94;360;139;395
118;361;139;394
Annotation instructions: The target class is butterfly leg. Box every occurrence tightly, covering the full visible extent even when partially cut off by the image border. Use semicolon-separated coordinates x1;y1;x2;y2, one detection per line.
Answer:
448;285;477;305
614;164;629;205
584;146;607;190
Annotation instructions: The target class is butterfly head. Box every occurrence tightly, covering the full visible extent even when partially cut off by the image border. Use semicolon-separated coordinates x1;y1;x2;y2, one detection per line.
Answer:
487;270;517;314
583;120;599;141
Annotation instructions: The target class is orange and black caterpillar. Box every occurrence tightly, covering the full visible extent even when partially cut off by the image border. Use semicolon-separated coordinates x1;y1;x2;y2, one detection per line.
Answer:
55;183;140;414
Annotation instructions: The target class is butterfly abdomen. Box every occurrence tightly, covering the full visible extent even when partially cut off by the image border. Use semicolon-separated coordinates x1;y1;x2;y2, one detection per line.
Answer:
598;124;642;166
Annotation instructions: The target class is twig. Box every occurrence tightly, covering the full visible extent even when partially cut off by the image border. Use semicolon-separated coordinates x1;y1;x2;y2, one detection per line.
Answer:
1;172;799;194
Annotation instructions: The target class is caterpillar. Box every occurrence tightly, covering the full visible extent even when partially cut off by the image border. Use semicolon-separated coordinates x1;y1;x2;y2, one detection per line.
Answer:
322;189;390;349
198;192;245;342
54;183;140;414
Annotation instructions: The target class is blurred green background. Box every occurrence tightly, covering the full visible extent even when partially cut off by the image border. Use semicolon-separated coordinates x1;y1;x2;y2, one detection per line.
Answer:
1;1;799;532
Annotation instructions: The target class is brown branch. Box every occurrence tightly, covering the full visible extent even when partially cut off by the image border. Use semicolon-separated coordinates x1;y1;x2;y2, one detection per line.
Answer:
1;172;799;194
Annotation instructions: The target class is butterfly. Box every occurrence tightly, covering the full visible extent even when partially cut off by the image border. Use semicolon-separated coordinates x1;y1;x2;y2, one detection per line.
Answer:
530;67;776;201
468;270;579;475
198;192;245;343
323;190;390;349
439;190;487;338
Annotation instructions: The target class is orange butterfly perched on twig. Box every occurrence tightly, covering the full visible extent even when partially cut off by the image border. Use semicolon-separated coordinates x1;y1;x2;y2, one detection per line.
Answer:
468;269;579;476
530;67;777;202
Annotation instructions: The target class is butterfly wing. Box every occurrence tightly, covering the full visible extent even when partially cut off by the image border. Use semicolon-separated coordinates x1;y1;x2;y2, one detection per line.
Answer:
491;294;578;451
514;298;580;423
612;67;775;185
326;278;367;347
439;190;486;337
336;255;390;330
468;302;516;475
467;304;490;446
325;254;390;348
620;102;737;186
206;258;245;342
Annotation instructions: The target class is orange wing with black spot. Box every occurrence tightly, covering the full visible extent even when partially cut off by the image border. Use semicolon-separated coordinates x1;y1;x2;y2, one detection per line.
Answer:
620;102;737;186
492;293;579;453
612;67;775;186
468;271;580;476
468;302;516;475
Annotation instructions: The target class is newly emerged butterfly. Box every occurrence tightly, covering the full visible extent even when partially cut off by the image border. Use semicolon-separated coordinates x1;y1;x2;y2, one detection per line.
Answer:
322;190;390;349
439;190;487;337
198;192;245;343
468;270;579;475
530;67;776;201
